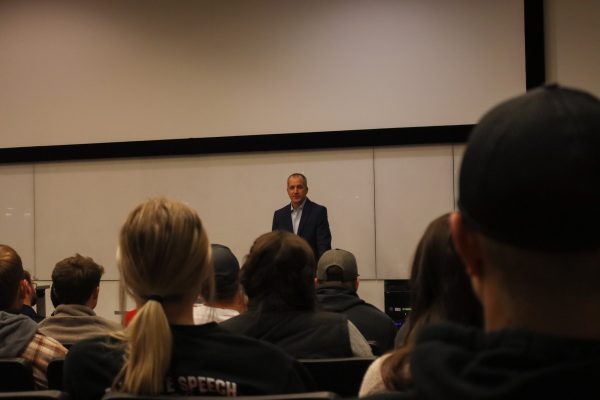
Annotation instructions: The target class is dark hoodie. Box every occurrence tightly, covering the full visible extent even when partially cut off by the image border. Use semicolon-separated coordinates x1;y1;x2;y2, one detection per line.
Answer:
0;311;37;357
370;323;600;400
316;285;397;355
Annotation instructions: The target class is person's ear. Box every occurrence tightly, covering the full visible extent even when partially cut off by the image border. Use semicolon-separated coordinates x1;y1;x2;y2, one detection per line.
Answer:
87;286;100;309
450;212;485;299
19;279;30;300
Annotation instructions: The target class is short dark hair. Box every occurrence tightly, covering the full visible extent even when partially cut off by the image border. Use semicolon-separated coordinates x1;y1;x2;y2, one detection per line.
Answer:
0;244;24;310
52;254;104;305
241;231;317;312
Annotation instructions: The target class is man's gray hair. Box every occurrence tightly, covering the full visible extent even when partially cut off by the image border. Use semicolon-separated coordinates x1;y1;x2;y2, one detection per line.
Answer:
287;173;307;186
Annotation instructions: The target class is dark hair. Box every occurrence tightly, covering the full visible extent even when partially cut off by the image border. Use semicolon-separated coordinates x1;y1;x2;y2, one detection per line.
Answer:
382;213;483;390
241;231;317;312
0;244;24;310
321;265;340;281
52;254;104;305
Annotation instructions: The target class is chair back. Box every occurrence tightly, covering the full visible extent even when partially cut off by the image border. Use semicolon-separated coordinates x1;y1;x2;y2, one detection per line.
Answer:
102;391;339;400
0;390;67;399
0;358;35;391
299;357;376;397
47;358;65;390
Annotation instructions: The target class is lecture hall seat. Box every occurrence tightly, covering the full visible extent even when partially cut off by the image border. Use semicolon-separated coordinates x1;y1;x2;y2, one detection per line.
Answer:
299;357;376;397
0;358;35;391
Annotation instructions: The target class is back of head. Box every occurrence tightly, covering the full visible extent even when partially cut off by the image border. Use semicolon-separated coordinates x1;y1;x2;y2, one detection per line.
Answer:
203;244;240;303
460;85;600;252
115;197;212;395
457;85;600;302
241;231;317;313
118;197;212;305
316;248;358;290
0;244;23;310
382;214;483;391
52;254;104;305
403;214;482;345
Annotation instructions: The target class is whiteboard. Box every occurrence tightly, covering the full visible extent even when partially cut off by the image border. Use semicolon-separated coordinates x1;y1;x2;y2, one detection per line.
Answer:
32;148;377;280
0;144;458;283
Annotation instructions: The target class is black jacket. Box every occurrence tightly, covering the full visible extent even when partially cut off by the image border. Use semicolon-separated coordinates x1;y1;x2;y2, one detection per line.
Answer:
366;323;600;400
317;285;396;355
221;310;352;359
272;198;332;260
64;323;314;400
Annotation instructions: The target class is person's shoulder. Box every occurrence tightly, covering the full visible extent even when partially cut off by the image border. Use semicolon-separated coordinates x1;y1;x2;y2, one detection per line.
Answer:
28;332;67;355
311;310;348;324
274;203;291;216
196;322;298;362
305;198;328;213
354;301;396;322
96;315;122;331
68;334;122;359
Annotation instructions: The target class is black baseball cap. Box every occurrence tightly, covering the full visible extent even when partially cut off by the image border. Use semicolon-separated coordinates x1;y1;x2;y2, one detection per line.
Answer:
458;84;600;251
211;244;239;281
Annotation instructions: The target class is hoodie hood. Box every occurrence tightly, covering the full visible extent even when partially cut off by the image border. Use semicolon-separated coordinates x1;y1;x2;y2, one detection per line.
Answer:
0;311;38;357
316;285;364;312
409;323;600;399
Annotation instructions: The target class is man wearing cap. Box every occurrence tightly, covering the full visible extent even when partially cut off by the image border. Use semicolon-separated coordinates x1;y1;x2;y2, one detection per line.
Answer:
316;249;396;355
193;244;246;324
272;173;332;260
371;85;600;399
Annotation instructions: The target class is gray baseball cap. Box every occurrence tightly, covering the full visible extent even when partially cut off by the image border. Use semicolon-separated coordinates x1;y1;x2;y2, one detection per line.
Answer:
317;249;358;281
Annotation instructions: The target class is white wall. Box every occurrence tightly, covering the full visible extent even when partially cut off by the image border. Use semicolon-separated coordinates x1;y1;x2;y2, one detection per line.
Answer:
0;0;525;148
545;0;600;97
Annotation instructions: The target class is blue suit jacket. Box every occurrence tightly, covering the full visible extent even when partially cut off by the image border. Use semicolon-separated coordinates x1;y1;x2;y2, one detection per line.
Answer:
272;198;332;260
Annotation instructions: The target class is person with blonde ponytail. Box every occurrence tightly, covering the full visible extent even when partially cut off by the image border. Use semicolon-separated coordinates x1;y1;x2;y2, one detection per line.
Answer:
64;198;313;399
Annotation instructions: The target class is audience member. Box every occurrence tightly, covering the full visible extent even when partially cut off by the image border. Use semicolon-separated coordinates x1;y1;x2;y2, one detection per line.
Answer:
222;230;373;358
364;85;600;399
20;269;44;323
193;244;246;324
37;254;120;346
316;248;396;355
0;244;67;388
64;198;313;399
359;213;482;396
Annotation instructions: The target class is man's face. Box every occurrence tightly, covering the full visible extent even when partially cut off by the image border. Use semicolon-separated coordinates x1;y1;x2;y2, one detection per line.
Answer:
287;176;308;209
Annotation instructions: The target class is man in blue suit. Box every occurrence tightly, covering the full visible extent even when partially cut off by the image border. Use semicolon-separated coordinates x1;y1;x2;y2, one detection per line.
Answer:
272;173;332;260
